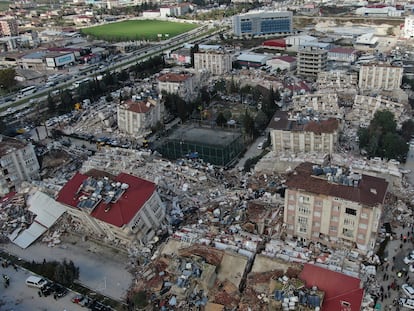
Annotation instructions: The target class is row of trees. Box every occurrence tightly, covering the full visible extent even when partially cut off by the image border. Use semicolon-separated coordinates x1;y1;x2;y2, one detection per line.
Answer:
26;259;79;287
358;110;414;162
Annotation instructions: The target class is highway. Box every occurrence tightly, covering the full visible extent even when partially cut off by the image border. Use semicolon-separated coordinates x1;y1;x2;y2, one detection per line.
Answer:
1;23;219;116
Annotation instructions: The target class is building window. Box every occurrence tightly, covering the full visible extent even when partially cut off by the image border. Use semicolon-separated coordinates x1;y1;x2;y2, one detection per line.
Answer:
332;205;340;212
298;205;310;215
361;212;368;219
357;234;365;240
345;208;357;216
344;218;355;226
359;223;367;229
342;228;354;238
288;204;295;211
314;211;321;217
331;216;338;222
298;216;308;226
329;226;337;232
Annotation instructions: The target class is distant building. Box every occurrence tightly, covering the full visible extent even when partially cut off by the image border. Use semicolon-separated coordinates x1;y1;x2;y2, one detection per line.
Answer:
169;48;191;65
297;45;328;77
236;53;272;68
292;93;341;118
0;136;40;196
285;34;317;52
268;111;340;155
262;38;286;49
358;63;403;91
194;51;232;75
355;6;402;17
232;10;292;37
404;15;414;39
57;170;166;246
316;71;358;91
0;18;18;36
266;55;296;72
117;98;163;136
284;162;388;253
158;72;195;101
328;47;358;63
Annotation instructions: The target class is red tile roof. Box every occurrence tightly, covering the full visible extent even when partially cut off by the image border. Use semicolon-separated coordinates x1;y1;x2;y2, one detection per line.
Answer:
158;73;191;83
124;100;153;114
286;162;388;207
275;55;296;63
299;264;364;311
56;172;156;227
329;47;357;54
303;118;339;134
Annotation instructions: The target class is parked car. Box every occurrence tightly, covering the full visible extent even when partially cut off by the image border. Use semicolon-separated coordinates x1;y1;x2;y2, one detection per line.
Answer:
51;283;68;298
72;294;91;307
399;297;414;309
404;251;414;265
403;284;414;299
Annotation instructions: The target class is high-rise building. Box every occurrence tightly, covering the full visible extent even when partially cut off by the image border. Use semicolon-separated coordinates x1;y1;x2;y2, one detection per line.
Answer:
194;51;232;75
0;18;18;36
358;63;403;91
284;162;388;253
157;72;195;101
0;136;40;195
297;45;328;77
232;10;292;37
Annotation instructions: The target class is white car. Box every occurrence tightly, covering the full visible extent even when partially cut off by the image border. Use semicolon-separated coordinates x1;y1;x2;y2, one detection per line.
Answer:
400;297;414;310
409;264;414;273
403;284;414;299
404;252;414;265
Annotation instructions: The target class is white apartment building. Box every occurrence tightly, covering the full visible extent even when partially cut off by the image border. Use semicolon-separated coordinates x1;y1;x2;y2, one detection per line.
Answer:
284;162;388;253
348;94;406;128
268;111;339;155
0;18;18;36
57;171;166;246
117;98;163;136
0;136;40;196
358;63;403;91
405;15;414;38
157;72;195;101
194;51;232;75
297;45;328;77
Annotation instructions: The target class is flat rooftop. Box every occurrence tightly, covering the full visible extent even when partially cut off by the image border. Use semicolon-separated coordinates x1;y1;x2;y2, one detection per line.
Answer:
166;126;242;147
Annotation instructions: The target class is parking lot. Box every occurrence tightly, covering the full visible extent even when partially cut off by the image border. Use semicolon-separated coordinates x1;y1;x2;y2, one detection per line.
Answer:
0;264;86;311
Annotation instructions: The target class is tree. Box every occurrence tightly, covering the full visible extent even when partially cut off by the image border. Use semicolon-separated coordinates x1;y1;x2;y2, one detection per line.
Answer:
0;68;16;90
60;90;73;113
216;112;227;126
401;119;414;141
242;110;255;138
254;110;268;131
47;93;56;114
190;43;199;67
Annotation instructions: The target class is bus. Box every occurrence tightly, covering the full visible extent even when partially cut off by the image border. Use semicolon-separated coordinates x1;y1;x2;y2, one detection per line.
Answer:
72;78;91;89
17;86;37;98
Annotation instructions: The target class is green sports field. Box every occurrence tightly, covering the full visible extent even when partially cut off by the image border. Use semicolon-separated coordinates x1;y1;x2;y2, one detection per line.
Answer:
81;19;198;42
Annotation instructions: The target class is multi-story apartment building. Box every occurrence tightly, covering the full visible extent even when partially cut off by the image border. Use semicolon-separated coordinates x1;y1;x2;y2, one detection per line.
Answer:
297;45;328;77
232;10;292;37
117;98;163;136
0;18;18;36
284;162;388;253
269;111;339;155
404;15;414;38
194;51;232;75
157;72;195;101
57;170;166;246
347;94;406;128
0;136;40;196
358;63;403;91
292;93;340;118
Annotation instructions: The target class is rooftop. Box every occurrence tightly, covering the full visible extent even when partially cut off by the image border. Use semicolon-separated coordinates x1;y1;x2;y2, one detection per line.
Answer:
165;126;242;147
0;136;28;157
286;162;388;207
299;263;364;311
268;111;339;134
56;170;156;227
158;73;192;83
122;99;155;114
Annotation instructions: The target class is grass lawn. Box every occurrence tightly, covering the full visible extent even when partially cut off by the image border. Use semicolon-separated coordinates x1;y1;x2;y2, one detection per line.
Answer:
0;1;9;11
81;19;198;41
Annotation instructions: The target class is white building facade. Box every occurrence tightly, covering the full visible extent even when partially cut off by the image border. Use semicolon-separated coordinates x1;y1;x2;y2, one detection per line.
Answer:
194;51;232;75
358;64;403;91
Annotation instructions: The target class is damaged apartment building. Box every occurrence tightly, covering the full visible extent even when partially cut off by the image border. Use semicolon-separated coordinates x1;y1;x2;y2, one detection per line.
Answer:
268;111;340;155
56;169;166;246
283;162;388;253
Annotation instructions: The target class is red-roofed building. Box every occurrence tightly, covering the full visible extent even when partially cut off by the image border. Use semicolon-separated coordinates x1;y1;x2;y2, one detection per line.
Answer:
262;39;286;49
266;55;297;72
284;162;388;253
56;170;165;245
269;111;339;155
328;47;358;63
158;72;196;101
299;264;364;311
117;98;163;137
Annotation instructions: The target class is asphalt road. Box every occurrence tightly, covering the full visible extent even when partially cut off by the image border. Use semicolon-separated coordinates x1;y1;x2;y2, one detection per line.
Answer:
0;263;86;311
2;237;133;301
